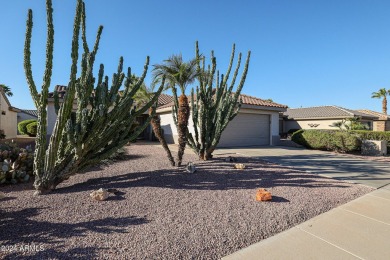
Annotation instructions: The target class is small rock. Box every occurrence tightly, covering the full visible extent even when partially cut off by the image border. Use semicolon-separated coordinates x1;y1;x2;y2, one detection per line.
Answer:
234;163;245;169
90;188;109;201
256;188;272;201
186;162;196;173
0;192;6;200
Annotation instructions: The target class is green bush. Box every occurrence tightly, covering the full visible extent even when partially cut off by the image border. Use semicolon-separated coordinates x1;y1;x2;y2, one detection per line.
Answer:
0;129;5;139
291;129;361;152
351;130;390;149
26;121;38;137
18;119;36;135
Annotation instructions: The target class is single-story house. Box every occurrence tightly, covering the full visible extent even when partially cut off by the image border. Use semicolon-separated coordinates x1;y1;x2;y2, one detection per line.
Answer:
156;94;288;147
0;88;20;138
282;106;390;132
356;109;390;131
46;85;173;138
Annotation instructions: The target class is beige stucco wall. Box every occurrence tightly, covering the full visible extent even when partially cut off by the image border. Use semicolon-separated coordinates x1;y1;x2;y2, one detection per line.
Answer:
284;119;340;132
0;94;18;138
284;118;373;132
47;101;80;135
47;102;58;135
159;108;281;146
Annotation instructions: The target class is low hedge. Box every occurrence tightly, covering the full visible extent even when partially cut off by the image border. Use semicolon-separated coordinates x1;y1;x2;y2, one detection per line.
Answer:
351;130;390;142
26;121;37;137
18;119;37;135
291;129;361;152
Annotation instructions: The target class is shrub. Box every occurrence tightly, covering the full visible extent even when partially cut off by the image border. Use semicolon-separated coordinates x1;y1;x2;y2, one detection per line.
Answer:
292;129;361;152
0;141;34;184
18;119;36;135
351;130;390;149
0;130;5;139
26;121;38;137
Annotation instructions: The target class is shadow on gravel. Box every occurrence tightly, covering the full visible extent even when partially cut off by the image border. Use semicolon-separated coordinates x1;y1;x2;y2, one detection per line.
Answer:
0;208;149;246
54;157;352;194
270;196;290;203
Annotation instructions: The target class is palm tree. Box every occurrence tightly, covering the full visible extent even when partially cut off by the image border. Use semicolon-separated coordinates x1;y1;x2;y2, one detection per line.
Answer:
152;54;201;166
0;84;13;97
371;88;389;114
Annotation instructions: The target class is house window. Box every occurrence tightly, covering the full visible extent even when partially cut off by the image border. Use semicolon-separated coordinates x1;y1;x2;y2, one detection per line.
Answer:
1;111;5;115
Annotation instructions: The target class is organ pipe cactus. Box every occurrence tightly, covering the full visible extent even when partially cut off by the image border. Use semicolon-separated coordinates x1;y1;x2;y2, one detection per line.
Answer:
186;42;251;160
24;0;163;194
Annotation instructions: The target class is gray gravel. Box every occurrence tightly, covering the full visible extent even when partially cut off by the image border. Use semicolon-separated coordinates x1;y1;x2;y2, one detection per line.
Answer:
0;142;374;259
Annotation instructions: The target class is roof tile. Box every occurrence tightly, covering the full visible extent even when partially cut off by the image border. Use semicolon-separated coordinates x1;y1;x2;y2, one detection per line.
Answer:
284;106;378;119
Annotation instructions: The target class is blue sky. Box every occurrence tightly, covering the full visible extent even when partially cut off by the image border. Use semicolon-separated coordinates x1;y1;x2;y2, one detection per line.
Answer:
1;0;390;111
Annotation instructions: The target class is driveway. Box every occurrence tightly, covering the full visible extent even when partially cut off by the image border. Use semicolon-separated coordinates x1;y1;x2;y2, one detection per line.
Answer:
214;146;390;189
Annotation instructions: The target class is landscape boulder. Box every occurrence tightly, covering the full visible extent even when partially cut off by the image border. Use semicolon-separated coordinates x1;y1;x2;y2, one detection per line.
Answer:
90;188;109;201
256;188;272;201
234;163;245;169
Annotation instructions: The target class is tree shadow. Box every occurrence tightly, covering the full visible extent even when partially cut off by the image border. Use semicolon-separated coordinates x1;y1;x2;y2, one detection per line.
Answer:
51;156;353;195
0;208;149;245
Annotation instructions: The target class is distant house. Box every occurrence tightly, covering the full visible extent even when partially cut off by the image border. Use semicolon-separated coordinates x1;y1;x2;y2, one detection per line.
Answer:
0;88;20;138
156;94;288;147
46;85;173;139
282;106;390;132
356;109;390;131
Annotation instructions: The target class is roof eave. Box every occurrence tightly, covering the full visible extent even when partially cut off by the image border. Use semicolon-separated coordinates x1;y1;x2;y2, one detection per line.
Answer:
241;104;287;112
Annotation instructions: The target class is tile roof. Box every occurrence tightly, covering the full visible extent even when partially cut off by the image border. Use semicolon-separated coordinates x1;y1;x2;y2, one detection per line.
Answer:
356;109;390;120
156;94;173;107
48;85;173;107
157;92;287;110
284;106;378;119
19;109;38;117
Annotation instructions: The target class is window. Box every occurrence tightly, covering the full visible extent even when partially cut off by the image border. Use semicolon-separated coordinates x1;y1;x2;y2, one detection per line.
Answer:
1;111;5;115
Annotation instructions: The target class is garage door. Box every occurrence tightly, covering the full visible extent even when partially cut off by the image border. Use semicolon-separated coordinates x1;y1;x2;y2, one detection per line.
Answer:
218;113;270;147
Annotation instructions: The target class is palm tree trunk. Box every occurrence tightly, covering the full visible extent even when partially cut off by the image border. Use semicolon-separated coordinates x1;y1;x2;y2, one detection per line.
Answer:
177;94;190;166
149;108;175;166
383;97;388;115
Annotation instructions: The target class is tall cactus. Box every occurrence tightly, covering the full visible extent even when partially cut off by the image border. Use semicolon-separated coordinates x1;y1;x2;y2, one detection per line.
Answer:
186;42;251;160
24;0;163;194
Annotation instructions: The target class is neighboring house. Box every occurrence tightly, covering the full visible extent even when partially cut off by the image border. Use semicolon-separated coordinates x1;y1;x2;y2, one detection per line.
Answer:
0;88;20;138
156;94;288;147
17;109;38;134
356;109;390;131
46;85;173;138
282;106;389;132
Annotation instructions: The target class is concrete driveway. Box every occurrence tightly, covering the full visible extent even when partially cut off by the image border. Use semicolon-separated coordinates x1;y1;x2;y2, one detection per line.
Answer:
214;146;390;188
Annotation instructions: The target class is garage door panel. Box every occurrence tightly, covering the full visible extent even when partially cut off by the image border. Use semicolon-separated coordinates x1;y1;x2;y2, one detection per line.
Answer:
218;113;270;147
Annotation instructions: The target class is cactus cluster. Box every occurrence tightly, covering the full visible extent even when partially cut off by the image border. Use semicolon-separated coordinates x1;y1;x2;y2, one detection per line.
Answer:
0;142;34;184
186;42;251;160
24;0;163;194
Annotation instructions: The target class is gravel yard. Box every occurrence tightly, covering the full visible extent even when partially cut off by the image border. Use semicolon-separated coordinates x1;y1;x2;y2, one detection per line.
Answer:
0;142;374;259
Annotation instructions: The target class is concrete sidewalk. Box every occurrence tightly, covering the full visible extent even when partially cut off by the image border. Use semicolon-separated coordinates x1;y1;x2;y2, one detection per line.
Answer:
220;146;390;260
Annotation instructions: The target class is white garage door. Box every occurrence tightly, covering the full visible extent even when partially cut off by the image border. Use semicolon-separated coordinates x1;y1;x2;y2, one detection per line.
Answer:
218;113;270;147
